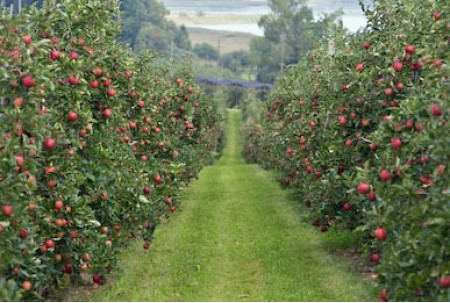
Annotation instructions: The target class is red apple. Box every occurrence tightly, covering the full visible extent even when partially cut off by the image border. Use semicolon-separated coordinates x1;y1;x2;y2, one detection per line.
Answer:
63;263;72;274
393;60;403;72
165;197;173;205
371;253;380;262
363;42;371;50
411;61;423;71
79;129;87;138
93;274;103;284
420;155;429;165
22;281;32;291
137;100;145;108
374;227;387;240
356;63;364;72
176;78;184;87
419;175;434;186
55;200;64;210
369;143;378;151
93;67;102;76
380;170;391;181
68;75;79;85
22;75;35;88
154;174;162;184
391;138;402;150
436;164;446;176
342;203;351;212
47;180;57;188
102;108;112;118
101;191;108;200
379;289;388;301
367;192;377;202
90;80;99;88
19;229;28;239
43;138;56;150
45;239;55;249
405;44;415;54
339;116;347;126
23;35;32;45
68;51;78;60
405;119;413;130
67;111;78;122
129;121;137;129
102;79;112;87
106;89;116;97
50;49;60;60
13;97;23;107
15;155;24;166
431;104;443;116
434;11;441;20
143;186;150;195
384;87;393;97
143;242;150;250
414;123;423;132
357;182;370;194
438;276;450;288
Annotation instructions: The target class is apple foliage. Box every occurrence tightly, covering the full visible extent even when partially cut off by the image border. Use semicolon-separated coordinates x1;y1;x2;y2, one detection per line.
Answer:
0;0;223;301
243;0;448;301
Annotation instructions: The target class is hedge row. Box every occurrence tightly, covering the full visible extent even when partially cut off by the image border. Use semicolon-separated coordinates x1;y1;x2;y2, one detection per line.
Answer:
0;0;223;301
243;0;449;301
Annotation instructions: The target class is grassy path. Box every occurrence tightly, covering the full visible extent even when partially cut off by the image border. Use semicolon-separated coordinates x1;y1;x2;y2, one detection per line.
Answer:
86;109;374;301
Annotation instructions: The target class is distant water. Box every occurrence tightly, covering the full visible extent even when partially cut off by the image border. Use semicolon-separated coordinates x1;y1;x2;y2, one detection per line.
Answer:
162;0;271;15
195;24;265;36
163;0;369;35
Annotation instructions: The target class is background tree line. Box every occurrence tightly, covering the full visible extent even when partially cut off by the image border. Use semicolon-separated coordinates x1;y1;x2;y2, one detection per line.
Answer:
192;0;344;83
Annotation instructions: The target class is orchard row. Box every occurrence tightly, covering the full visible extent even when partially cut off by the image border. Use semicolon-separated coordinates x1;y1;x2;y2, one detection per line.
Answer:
243;0;449;301
0;0;223;301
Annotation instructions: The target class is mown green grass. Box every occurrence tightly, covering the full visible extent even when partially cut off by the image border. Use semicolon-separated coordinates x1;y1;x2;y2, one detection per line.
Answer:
83;109;376;302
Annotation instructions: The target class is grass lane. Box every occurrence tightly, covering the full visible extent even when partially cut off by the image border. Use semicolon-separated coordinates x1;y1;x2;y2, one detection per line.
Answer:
84;109;375;301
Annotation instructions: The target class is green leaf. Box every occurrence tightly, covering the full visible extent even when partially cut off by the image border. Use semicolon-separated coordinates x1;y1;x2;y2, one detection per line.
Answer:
138;195;150;204
88;220;101;227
